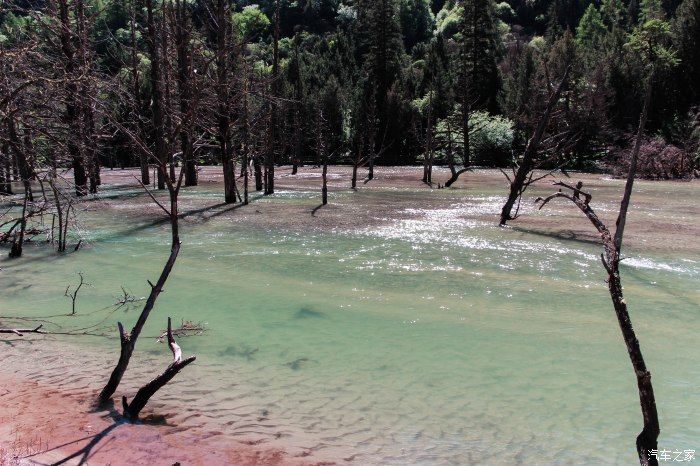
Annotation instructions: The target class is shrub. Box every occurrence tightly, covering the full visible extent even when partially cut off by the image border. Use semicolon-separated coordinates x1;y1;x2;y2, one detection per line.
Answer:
614;137;695;179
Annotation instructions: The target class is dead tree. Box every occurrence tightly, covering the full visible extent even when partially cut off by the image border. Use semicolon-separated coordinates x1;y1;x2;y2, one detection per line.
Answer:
265;0;281;196
422;92;435;185
54;0;89;197
536;74;658;465
8;191;28;258
291;35;303;176
0;325;45;336
211;0;237;203
64;272;89;315
145;0;168;190
315;107;328;205
99;127;186;402
241;63;251;205
121;317;196;420
500;65;570;226
173;0;197;187
130;4;150;186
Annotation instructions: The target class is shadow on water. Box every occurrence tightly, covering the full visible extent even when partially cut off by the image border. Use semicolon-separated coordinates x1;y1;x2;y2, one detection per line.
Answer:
509;225;602;247
101;200;249;241
311;204;325;216
294;307;326;319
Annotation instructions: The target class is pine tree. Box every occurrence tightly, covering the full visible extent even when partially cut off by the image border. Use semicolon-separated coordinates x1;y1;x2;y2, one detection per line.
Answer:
459;0;501;113
639;0;664;23
356;0;405;167
671;0;700;109
576;4;606;50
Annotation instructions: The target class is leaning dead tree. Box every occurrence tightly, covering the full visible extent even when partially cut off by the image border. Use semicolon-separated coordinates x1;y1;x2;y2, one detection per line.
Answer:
122;317;196;419
98;125;194;407
499;65;571;226
536;52;662;464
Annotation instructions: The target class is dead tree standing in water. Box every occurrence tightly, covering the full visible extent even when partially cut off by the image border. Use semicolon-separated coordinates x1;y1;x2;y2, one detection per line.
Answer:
122;317;195;419
211;0;237;203
499;65;570;226
265;0;281;196
315;107;328;205
98;124;193;406
173;0;198;187
535;21;677;461
145;0;168;190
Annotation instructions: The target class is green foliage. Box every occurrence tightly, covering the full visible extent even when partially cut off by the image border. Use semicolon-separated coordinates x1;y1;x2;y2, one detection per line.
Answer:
435;2;461;38
495;2;516;23
399;0;435;49
639;0;664;23
469;110;514;165
436;109;514;165
625;19;679;73
234;5;271;40
576;4;606;50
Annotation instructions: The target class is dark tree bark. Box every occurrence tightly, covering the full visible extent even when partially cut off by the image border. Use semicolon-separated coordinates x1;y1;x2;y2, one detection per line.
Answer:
75;0;99;194
121;317;196;420
536;77;658;465
0;325;44;336
9;190;28;258
291;37;303;176
174;0;197;188
130;5;150;186
241;66;250;205
265;0;280;196
316;108;328;205
214;0;236;203
6;118;33;200
1;136;11;194
99;163;182;403
500;65;570;226
56;0;88;197
145;0;167;190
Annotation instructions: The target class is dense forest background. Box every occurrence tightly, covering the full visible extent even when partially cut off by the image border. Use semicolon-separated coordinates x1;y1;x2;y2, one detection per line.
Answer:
1;0;698;198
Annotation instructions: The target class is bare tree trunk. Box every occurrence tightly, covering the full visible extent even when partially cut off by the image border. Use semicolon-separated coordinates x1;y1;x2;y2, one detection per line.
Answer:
423;95;435;185
99;164;182;403
1;138;11;194
538;77;659;462
121;317;195;420
500;66;570;226
9;191;28;258
265;0;280;196
56;0;88;197
7;118;33;200
130;6;150;186
146;0;167;191
352;144;361;189
614;75;652;253
316;108;328;205
75;0;99;194
174;0;197;188
242;66;250;205
214;0;236;203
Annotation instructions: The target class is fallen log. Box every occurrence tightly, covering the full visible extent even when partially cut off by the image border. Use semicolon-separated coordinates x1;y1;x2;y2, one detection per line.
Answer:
0;325;45;336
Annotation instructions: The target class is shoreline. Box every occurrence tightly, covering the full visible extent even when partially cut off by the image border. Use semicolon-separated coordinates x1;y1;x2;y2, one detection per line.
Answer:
0;370;335;466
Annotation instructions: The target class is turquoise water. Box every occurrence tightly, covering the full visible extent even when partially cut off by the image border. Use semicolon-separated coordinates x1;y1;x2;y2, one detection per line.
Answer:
1;182;698;464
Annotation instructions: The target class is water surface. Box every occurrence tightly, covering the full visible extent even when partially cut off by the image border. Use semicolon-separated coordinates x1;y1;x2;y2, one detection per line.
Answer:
2;179;698;464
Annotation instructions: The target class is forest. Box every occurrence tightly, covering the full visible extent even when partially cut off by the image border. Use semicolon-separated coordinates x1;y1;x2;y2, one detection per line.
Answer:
0;0;698;465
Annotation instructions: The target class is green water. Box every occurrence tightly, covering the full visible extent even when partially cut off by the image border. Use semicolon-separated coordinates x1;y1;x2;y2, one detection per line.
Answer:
2;183;698;464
